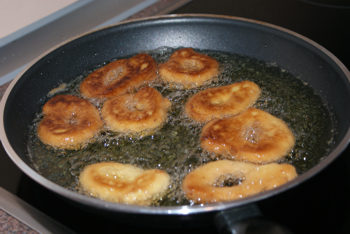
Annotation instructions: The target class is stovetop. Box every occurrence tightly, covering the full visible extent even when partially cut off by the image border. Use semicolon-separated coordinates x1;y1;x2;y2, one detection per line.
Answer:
1;0;350;233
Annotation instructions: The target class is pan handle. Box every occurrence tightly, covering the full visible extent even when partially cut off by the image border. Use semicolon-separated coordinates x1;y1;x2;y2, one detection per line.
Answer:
214;204;293;234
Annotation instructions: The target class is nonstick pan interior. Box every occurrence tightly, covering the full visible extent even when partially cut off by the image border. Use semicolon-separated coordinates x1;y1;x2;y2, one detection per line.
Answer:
1;15;350;215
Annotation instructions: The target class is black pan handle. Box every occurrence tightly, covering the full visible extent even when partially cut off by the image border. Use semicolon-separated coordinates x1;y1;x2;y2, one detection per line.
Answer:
214;204;293;234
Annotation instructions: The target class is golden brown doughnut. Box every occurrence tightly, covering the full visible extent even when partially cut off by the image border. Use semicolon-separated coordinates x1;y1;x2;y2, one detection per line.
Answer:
159;48;219;89
101;86;171;136
201;108;295;163
185;81;261;122
79;162;170;205
182;160;297;203
37;95;103;150
80;53;157;99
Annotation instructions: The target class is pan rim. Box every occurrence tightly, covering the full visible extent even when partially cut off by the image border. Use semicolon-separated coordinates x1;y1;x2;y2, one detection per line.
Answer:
1;13;350;215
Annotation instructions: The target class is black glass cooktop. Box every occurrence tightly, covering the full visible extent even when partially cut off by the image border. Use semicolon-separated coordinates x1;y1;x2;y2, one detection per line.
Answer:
1;0;350;233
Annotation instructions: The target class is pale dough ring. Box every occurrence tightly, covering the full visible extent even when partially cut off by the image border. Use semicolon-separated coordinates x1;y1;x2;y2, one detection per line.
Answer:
37;95;103;150
159;48;219;89
79;162;170;205
185;81;261;123
80;53;157;99
101;86;171;136
200;108;295;163
182;160;297;203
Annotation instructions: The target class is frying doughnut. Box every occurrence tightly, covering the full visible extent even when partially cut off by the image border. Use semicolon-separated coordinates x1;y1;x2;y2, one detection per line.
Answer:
80;53;157;99
182;160;297;203
101;87;171;136
37;95;103;149
79;162;170;205
185;81;261;122
201;108;295;163
159;48;219;89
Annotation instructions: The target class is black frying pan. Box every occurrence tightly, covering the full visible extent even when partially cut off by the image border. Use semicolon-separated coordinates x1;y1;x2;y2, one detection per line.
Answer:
1;14;350;232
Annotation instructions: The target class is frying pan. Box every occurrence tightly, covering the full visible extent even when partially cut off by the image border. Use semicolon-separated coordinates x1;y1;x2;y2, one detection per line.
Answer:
1;14;350;232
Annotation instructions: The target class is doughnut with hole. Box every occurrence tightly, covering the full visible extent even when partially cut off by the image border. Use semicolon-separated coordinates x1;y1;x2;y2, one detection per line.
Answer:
185;81;261;122
182;160;297;203
101;86;171;136
80;53;157;99
79;162;170;205
159;48;219;89
201;108;295;163
37;95;103;149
